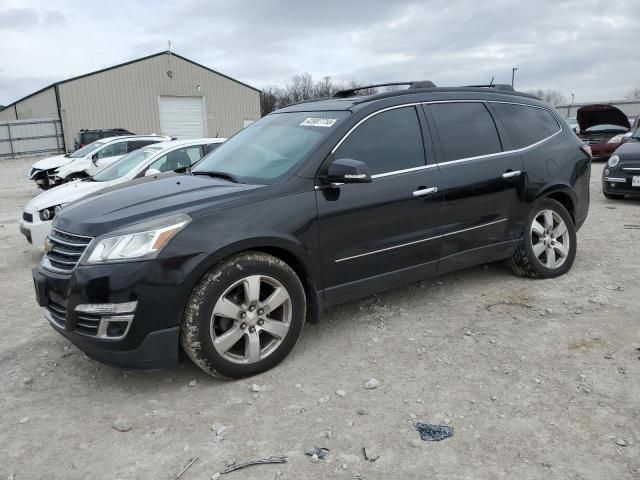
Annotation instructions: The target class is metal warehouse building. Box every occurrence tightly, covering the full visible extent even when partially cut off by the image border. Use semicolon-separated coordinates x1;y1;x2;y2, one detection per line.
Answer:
0;51;260;153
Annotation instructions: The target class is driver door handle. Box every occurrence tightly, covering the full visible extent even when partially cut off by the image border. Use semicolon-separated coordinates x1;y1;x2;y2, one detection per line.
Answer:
413;187;438;197
502;170;522;179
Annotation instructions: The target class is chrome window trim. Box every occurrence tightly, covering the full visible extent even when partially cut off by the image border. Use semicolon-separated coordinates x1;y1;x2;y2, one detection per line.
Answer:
329;99;562;181
334;218;507;263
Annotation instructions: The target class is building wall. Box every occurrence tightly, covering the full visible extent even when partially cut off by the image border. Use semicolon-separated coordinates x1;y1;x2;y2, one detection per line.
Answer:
0;87;58;122
555;100;640;118
58;53;260;148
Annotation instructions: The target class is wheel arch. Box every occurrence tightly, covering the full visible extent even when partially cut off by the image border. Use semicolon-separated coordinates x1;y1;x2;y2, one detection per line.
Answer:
188;236;322;324
536;185;577;224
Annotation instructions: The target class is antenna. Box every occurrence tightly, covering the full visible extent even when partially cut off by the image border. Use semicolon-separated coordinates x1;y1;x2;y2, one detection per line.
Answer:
166;40;173;79
215;120;224;137
489;76;494;87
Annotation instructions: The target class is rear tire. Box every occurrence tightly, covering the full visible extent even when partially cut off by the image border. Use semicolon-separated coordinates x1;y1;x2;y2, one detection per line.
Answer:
510;198;577;279
603;191;624;200
181;251;306;379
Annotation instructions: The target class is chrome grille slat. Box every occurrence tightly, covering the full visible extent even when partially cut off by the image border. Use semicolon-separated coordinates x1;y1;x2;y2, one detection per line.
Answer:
43;229;93;274
46;301;67;328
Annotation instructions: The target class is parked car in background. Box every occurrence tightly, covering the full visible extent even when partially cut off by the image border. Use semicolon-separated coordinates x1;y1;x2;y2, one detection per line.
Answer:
29;135;170;189
20;138;225;249
73;128;134;150
52;135;173;185
32;82;590;378
576;104;630;161
602;129;640;199
566;116;579;133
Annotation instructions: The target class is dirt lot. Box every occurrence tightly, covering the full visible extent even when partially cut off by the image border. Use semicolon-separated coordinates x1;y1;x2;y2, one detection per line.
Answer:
0;156;638;480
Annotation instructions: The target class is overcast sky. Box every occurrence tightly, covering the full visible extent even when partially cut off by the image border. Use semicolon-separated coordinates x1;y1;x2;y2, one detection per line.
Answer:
1;0;638;106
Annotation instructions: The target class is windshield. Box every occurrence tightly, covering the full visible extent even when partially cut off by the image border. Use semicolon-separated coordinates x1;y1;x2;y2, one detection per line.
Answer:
585;124;628;133
70;140;107;158
92;146;163;182
192;111;349;183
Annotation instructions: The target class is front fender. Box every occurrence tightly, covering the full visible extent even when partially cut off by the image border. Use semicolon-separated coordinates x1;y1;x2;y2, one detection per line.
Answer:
57;160;91;179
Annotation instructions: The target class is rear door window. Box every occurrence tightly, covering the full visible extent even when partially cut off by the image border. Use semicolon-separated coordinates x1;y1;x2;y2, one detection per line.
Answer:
427;102;502;162
333;106;425;175
95;141;128;159
489;103;560;149
127;140;160;152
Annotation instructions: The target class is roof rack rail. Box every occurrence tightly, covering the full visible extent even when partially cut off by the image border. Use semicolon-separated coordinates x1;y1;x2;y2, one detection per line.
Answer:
464;83;515;91
333;81;436;98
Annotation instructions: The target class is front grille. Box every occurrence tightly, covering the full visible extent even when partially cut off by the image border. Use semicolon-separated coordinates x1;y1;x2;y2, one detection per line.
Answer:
23;211;33;223
46;301;67;327
74;314;101;336
44;229;93;274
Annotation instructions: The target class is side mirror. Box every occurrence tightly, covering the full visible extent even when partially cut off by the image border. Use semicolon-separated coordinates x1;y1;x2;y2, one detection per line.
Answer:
91;153;98;165
145;168;161;177
326;158;372;184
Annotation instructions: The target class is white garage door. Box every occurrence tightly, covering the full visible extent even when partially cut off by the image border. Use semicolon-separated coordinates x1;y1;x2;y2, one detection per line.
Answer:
158;96;206;138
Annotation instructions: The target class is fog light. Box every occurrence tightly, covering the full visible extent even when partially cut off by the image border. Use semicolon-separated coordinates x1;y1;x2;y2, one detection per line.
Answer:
604;168;610;176
75;301;137;315
106;321;129;337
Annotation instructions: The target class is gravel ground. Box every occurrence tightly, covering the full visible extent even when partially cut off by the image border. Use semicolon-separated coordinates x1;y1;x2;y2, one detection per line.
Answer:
1;156;639;480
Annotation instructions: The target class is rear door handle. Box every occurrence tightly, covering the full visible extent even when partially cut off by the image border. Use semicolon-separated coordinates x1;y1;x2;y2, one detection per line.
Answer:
413;187;438;197
502;170;522;179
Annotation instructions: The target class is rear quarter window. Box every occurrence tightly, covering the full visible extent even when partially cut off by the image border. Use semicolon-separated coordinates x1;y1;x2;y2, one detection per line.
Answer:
489;103;560;149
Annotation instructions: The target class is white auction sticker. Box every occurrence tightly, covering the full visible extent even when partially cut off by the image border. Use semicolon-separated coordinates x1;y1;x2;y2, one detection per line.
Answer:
300;118;338;127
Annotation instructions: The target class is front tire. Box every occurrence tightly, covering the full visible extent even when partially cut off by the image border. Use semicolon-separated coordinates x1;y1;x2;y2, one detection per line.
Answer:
510;198;577;279
65;173;87;183
181;251;306;379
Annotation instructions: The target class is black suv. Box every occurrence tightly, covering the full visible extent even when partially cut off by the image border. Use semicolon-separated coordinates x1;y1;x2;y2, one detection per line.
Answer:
73;128;134;150
33;82;591;378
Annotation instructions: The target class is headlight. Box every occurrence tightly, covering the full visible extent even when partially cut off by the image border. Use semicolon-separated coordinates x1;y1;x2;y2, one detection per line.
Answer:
39;204;67;221
608;155;620;168
608;134;624;144
82;213;191;264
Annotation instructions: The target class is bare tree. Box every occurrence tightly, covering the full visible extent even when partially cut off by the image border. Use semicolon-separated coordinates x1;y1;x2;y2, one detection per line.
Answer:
259;74;375;116
525;89;568;106
259;86;280;117
624;87;640;100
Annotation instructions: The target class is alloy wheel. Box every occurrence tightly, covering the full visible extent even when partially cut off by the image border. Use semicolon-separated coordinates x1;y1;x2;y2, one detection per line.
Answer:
209;275;292;364
530;209;570;269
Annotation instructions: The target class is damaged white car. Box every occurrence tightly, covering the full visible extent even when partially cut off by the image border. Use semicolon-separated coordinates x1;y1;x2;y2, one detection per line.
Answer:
28;135;170;190
20;138;225;249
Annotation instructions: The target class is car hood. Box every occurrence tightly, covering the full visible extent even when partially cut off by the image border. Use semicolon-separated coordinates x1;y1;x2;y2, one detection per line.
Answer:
54;174;263;237
32;154;74;171
613;139;640;161
26;179;109;210
577;104;629;131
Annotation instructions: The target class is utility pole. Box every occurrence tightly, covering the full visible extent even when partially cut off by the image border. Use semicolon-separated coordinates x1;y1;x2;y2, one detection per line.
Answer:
511;67;518;88
571;93;575;104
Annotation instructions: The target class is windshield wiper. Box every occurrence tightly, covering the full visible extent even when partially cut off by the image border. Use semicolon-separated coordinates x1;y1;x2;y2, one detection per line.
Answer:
191;170;240;183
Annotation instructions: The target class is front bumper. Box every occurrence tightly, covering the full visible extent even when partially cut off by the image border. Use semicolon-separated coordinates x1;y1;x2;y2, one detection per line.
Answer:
20;212;51;250
602;173;640;197
32;254;205;370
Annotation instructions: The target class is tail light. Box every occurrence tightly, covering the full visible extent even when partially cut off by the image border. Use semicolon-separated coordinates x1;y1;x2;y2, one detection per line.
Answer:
580;144;592;158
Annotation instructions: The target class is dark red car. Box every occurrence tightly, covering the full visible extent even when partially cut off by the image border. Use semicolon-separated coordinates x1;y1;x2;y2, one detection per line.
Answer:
577;104;630;161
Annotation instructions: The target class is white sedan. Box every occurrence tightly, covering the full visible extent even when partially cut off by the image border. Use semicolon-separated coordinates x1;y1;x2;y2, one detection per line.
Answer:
20;137;225;250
